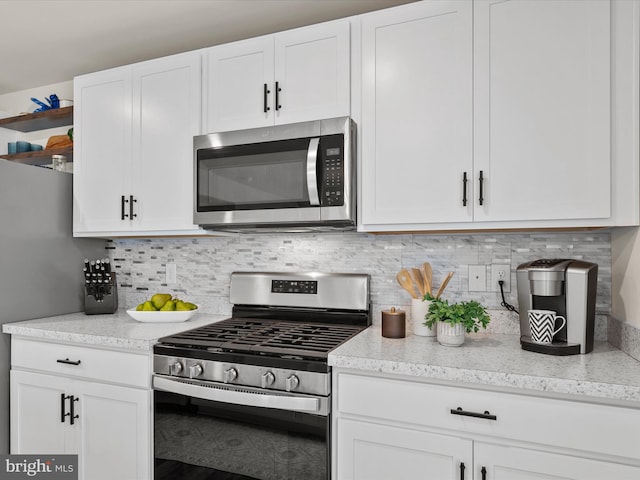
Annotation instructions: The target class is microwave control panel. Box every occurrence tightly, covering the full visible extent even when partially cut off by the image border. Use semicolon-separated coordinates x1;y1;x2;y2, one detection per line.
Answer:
319;134;345;206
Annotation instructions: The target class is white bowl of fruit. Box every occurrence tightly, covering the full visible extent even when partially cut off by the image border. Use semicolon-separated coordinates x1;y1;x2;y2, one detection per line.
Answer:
127;293;198;323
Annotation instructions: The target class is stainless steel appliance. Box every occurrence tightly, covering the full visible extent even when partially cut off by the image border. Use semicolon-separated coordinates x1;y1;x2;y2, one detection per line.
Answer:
0;159;103;454
193;117;356;232
153;272;370;480
516;259;598;355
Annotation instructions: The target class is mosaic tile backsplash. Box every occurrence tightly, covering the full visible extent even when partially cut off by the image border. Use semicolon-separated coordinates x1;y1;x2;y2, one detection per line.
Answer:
108;231;611;339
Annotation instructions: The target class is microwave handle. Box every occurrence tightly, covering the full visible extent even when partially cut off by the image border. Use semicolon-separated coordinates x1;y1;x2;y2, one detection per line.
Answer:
306;138;320;206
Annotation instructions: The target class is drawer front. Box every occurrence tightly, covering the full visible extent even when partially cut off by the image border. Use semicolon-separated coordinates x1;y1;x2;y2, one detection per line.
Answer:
335;371;640;460
11;338;150;388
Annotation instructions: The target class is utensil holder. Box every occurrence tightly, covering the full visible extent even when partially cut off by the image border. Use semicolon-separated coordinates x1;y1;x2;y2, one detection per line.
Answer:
84;273;118;315
411;298;435;337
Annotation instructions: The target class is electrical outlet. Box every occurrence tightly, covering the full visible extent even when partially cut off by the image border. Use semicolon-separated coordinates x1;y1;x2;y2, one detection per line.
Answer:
491;264;510;293
468;265;487;292
166;263;177;284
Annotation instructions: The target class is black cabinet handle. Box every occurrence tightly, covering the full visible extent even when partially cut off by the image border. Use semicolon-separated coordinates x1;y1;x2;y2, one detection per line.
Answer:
263;84;271;113
57;358;81;366
129;195;137;220
462;172;468;207
478;170;485;206
60;393;67;423
69;395;79;425
121;195;127;220
481;466;487;480
460;462;466;480
450;407;497;421
275;81;282;110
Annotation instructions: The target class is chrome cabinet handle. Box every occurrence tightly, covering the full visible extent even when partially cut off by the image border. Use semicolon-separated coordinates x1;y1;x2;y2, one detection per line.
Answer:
450;407;497;421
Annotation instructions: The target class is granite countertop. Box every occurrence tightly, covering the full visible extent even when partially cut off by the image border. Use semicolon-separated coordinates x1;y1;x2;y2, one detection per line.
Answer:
329;327;640;405
1;311;228;351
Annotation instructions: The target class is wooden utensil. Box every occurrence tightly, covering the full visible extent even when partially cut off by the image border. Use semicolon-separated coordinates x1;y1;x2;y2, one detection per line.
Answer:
396;269;419;299
435;271;454;298
411;268;425;297
422;262;433;295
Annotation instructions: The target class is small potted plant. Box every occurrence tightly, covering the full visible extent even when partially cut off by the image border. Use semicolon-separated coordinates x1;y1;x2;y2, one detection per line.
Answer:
423;294;490;346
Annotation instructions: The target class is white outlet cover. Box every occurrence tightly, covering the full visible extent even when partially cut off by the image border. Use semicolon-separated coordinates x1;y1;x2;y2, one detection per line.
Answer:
468;265;486;292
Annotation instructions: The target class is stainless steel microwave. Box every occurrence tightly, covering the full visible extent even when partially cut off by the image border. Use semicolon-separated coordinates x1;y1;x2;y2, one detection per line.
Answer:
194;117;356;232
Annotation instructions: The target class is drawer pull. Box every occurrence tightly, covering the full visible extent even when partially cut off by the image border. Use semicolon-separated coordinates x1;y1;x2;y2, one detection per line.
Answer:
450;407;497;421
57;358;81;366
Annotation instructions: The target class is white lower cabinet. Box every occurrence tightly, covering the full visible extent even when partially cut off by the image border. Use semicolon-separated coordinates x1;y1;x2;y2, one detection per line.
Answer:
10;338;151;480
333;370;640;480
336;418;472;480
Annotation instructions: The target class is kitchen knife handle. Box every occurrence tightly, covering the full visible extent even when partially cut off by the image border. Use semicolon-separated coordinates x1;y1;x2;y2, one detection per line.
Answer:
459;462;466;480
450;407;497;421
462;171;468;207
275;81;282;110
263;84;271;113
57;358;82;366
121;195;127;220
129;195;137;220
478;170;484;206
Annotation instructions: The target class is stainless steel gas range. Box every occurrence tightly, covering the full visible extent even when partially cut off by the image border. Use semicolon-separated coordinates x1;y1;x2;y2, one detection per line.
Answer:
152;272;371;480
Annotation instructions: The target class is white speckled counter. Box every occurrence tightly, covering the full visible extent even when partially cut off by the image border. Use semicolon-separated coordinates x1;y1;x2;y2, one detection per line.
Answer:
329;327;640;405
1;311;228;351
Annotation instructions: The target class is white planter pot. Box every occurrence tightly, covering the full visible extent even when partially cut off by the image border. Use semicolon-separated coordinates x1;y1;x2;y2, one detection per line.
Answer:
437;321;466;347
411;298;436;337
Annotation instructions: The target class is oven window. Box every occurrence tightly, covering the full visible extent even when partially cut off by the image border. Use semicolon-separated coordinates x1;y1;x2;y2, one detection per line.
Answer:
197;138;312;211
154;391;329;480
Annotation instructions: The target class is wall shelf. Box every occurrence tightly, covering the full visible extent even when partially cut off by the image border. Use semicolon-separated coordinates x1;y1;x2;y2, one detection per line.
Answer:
0;146;73;166
0;106;73;132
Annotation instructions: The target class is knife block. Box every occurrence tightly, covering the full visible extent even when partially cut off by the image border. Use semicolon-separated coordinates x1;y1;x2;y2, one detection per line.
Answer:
84;273;118;315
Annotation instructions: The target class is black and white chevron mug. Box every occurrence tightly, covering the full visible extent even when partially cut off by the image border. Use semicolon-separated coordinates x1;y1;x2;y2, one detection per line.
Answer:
528;309;566;344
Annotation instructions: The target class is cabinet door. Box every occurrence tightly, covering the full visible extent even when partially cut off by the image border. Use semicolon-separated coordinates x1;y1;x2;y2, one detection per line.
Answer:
132;53;202;233
335;418;472;480
206;36;274;132
274;20;350;125
473;0;611;222
360;1;473;228
76;380;151;480
475;442;640;480
10;370;70;454
73;66;132;234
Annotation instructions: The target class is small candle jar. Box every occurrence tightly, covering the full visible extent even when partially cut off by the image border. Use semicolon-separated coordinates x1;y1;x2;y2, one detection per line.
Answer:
382;307;406;338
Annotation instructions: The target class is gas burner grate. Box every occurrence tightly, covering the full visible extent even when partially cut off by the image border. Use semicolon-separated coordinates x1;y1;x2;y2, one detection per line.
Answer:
161;317;364;360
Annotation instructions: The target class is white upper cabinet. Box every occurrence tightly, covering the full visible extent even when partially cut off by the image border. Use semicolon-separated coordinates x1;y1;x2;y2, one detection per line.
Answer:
206;19;350;133
473;0;610;223
359;0;639;232
360;0;473;226
74;52;204;237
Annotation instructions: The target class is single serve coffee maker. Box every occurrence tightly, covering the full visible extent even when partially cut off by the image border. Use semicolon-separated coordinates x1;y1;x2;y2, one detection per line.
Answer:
516;259;597;355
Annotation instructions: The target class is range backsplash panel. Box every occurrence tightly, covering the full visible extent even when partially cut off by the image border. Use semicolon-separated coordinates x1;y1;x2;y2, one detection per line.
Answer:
108;231;611;338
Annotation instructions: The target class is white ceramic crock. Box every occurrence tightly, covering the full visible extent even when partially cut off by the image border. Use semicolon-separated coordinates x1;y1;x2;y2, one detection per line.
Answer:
411;298;436;337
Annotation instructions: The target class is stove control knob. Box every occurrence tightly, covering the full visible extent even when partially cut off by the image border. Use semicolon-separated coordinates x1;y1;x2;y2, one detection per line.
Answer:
285;374;300;392
223;368;238;384
261;371;275;389
189;363;203;379
169;361;183;376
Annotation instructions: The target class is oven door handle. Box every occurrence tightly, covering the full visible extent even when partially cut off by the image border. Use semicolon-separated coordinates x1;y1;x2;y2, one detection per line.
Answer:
153;375;322;414
306;137;320;206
